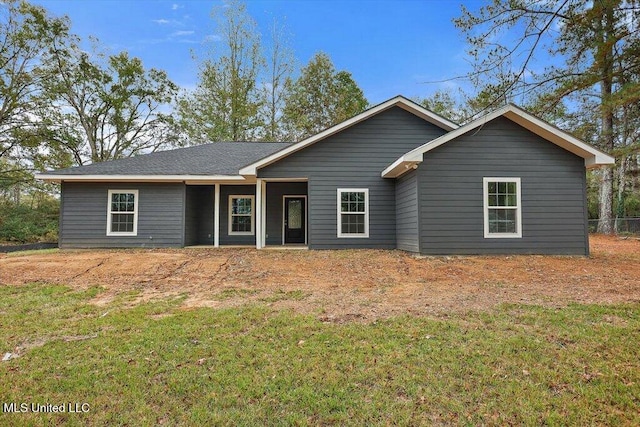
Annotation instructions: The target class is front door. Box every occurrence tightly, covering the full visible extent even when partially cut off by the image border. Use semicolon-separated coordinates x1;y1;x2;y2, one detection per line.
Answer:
284;197;306;244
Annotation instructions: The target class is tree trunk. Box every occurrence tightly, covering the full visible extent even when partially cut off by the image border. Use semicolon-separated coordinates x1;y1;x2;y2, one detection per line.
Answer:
597;167;614;233
596;3;616;235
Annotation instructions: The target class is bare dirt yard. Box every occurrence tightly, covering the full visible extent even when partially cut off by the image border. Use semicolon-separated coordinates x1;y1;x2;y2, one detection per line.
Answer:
1;235;638;321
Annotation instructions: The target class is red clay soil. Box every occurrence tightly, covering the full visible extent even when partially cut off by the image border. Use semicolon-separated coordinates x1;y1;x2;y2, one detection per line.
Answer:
1;235;638;321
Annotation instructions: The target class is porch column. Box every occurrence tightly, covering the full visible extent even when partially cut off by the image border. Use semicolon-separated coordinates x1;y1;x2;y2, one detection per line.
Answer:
260;179;267;247
214;183;220;248
255;178;263;249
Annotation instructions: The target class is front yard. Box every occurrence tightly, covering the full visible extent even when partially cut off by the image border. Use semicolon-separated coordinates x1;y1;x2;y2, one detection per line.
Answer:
0;235;638;425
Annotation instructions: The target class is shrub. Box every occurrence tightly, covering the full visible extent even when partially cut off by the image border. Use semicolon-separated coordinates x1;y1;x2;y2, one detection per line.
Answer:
0;199;59;243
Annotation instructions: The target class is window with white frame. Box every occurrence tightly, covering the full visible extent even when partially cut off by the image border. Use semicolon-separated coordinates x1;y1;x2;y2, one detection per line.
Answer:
107;190;138;236
337;188;369;238
229;195;255;235
483;178;522;238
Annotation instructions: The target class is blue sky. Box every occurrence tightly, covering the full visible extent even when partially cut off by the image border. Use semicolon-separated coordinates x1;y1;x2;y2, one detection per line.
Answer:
34;0;483;105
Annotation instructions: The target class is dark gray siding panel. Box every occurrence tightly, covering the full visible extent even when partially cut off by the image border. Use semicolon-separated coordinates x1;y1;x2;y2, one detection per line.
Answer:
219;184;256;246
395;169;419;252
258;107;448;249
185;186;214;246
60;182;185;248
418;117;589;255
265;182;308;246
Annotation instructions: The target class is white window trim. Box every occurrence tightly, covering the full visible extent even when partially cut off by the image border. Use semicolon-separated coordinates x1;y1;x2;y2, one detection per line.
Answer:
337;188;369;238
228;195;255;236
106;189;139;236
483;177;522;239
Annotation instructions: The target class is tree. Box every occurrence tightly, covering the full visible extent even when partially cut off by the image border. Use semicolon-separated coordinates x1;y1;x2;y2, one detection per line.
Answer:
283;52;368;140
37;40;178;165
0;0;70;183
455;0;640;233
176;0;264;143
416;90;469;124
260;18;295;142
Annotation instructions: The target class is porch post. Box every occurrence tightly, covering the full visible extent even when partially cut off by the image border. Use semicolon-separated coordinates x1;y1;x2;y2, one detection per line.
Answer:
255;178;263;249
214;183;220;248
261;179;267;247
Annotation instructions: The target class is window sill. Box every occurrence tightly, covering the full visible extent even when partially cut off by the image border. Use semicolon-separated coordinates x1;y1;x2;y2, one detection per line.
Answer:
484;233;522;239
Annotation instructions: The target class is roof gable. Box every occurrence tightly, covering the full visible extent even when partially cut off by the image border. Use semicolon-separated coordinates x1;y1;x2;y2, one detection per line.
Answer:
239;96;458;176
382;104;616;178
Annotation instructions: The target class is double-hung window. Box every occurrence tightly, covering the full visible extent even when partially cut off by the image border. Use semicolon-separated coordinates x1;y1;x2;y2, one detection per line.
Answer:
483;177;522;238
337;188;369;238
107;190;138;236
229;195;255;235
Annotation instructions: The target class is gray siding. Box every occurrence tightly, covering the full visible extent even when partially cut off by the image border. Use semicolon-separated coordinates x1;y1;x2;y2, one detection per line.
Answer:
395;169;419;252
219;185;256;245
418;117;589;255
265;182;308;245
185;186;214;246
60;182;185;248
258;106;448;249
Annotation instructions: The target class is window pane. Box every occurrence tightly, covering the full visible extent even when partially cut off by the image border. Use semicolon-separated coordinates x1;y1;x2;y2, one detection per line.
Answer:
487;182;517;208
488;208;516;234
111;213;134;233
232;197;252;215
341;213;365;234
110;193;135;213
288;200;302;229
232;216;252;232
341;192;365;213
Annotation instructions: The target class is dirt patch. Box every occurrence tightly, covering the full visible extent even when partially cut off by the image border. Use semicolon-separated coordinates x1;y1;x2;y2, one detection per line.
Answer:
1;235;639;321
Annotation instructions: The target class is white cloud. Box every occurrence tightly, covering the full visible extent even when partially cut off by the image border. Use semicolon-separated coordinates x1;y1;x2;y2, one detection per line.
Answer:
171;3;182;10
152;19;170;25
204;34;222;42
172;30;195;37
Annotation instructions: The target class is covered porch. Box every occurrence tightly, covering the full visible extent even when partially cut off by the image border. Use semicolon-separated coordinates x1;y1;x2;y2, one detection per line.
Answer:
183;179;308;249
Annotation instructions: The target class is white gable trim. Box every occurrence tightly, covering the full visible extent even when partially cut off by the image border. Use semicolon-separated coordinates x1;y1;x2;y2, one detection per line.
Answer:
382;104;616;178
239;96;458;176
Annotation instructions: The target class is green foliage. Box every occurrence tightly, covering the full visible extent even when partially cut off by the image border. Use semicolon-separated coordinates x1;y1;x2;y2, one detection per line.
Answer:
416;90;468;124
175;0;264;143
1;283;639;425
624;195;640;217
283;52;368;140
37;46;178;165
0;197;58;242
0;0;71;172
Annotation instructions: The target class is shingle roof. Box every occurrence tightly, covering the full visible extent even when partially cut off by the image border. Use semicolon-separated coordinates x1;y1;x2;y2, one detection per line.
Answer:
48;142;292;176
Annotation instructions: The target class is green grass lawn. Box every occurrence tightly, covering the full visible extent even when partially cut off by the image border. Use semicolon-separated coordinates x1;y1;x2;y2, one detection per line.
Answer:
0;284;638;426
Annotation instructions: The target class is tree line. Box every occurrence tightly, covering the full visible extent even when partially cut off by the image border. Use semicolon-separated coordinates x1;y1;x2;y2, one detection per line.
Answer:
0;0;368;198
1;0;638;242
